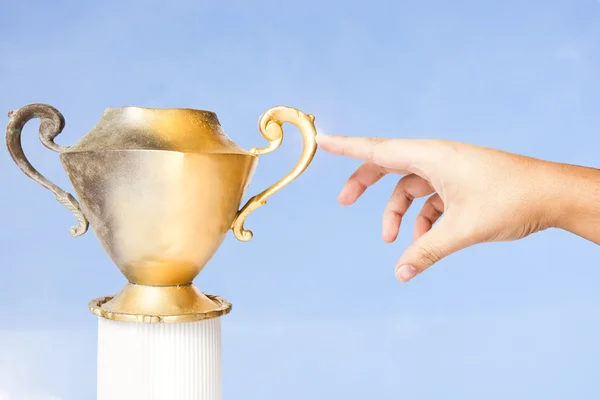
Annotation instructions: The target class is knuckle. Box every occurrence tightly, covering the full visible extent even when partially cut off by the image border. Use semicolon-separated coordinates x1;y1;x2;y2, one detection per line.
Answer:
429;195;445;214
428;138;458;164
368;137;387;162
401;185;415;201
339;145;348;157
416;245;444;266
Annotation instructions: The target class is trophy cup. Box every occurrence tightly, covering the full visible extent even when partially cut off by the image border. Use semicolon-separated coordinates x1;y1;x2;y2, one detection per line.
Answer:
6;103;318;400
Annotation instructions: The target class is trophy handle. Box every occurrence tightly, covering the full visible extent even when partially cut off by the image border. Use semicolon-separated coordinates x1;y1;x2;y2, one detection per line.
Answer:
6;104;89;237
231;106;318;242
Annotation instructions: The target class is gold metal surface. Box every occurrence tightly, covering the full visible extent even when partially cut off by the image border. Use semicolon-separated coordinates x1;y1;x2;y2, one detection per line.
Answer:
6;103;318;323
232;106;318;241
61;150;256;285
89;284;231;323
71;106;251;154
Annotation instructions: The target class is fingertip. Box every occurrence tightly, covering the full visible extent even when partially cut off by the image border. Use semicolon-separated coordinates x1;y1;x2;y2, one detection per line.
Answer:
338;179;366;206
382;211;401;243
337;194;351;206
395;264;417;282
315;132;328;144
337;189;351;206
413;229;424;241
382;233;397;243
315;133;335;153
316;133;344;150
337;192;358;206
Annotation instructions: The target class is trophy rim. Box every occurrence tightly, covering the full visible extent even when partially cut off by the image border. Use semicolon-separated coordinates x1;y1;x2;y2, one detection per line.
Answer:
105;105;219;116
60;147;259;157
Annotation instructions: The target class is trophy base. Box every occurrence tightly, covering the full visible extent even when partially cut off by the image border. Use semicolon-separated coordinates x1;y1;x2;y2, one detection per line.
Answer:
89;282;232;323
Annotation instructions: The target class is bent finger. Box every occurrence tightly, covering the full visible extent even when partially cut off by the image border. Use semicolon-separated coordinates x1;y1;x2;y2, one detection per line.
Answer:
383;174;435;243
414;193;445;240
338;162;387;205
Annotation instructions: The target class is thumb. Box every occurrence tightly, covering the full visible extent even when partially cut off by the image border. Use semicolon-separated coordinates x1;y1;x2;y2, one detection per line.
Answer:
395;217;470;282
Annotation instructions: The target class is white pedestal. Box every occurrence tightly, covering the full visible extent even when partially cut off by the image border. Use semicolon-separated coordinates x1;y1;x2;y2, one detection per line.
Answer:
97;317;222;400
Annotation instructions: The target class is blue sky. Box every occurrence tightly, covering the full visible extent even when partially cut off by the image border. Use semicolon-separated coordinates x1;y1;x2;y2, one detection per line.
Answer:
1;0;600;398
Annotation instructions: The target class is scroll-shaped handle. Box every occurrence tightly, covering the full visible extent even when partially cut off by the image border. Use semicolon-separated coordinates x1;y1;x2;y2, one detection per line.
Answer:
231;106;317;242
6;104;89;237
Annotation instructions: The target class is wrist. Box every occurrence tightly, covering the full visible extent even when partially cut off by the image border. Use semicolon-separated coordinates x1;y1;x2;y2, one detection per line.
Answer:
544;161;600;242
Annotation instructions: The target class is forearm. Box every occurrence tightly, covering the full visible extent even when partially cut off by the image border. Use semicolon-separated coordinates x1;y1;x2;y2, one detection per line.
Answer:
548;162;600;244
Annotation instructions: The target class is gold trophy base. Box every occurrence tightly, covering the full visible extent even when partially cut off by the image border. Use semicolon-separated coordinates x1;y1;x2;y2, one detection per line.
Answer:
89;283;232;323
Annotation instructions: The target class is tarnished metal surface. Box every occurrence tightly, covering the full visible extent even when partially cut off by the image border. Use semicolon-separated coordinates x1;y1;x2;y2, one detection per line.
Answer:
6;104;89;237
61;150;256;285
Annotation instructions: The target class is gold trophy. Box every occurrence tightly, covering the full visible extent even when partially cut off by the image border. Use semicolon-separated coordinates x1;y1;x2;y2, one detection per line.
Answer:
6;103;317;321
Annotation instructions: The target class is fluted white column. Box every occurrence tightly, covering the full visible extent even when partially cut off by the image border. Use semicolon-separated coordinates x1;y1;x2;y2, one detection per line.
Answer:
97;317;222;400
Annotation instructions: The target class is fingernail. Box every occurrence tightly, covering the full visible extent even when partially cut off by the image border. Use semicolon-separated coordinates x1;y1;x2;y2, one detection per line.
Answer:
395;265;417;282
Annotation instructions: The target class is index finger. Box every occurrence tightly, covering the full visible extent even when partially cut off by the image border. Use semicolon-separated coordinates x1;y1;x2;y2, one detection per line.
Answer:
316;134;436;173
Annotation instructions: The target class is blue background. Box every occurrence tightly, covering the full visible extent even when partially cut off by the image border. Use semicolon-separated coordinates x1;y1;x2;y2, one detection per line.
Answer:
1;1;599;399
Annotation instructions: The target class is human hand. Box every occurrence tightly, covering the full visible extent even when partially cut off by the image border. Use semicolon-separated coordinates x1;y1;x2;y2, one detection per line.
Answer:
317;134;600;282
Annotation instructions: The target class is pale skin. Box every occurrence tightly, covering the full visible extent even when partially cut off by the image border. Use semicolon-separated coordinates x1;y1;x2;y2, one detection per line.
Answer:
316;134;600;282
